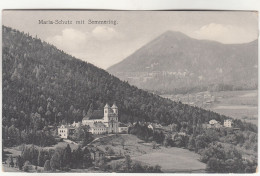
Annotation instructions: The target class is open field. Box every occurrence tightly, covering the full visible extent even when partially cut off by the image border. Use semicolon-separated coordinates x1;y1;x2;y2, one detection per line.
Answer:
161;90;258;124
211;90;258;124
2;164;21;172
132;147;205;173
92;134;206;172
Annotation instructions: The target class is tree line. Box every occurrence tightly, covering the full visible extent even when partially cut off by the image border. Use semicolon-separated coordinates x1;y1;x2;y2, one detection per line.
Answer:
13;144;92;172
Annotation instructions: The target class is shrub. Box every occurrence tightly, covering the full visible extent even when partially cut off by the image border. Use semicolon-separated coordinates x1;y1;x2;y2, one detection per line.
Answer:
23;160;31;172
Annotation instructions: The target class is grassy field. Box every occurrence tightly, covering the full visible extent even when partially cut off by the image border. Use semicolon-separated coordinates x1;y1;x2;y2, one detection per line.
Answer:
162;90;258;124
92;134;206;173
211;90;258;124
132;147;205;172
4;135;206;173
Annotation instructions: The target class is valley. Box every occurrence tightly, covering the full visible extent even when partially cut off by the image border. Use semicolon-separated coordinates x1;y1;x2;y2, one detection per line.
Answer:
161;90;258;124
2;25;258;174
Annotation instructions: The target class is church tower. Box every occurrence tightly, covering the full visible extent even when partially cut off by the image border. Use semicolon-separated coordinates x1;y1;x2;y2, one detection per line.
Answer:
104;103;110;123
111;103;118;116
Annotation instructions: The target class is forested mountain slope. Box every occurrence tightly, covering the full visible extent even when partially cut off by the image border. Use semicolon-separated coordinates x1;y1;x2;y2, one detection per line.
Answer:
2;26;256;133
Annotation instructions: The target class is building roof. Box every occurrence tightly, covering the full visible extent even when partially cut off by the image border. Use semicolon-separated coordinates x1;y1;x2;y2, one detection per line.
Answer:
118;123;128;127
58;125;75;129
89;122;107;128
111;103;118;109
83;110;104;120
104;103;110;108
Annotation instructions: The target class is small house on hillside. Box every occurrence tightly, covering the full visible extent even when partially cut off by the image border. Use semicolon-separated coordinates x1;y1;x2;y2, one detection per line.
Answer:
89;147;105;161
206;119;223;129
224;119;232;128
126;122;133;128
118;123;128;133
72;121;81;127
209;119;219;125
58;125;75;139
148;124;156;131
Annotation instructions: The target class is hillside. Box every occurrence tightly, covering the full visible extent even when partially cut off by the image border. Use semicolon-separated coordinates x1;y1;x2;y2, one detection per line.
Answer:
2;26;256;134
91;134;206;172
108;31;258;94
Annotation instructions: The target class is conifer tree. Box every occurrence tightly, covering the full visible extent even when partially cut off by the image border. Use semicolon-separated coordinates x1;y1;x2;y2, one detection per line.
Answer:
37;149;45;167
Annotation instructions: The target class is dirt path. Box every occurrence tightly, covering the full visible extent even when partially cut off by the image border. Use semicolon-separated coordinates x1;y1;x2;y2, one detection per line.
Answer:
88;134;115;145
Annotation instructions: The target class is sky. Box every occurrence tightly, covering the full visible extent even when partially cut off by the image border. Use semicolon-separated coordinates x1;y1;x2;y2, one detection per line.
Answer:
2;10;259;69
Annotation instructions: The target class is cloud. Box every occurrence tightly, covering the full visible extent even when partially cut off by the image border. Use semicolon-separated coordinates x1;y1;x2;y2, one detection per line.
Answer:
46;28;89;52
92;26;121;41
45;27;126;68
192;23;257;44
46;26;121;52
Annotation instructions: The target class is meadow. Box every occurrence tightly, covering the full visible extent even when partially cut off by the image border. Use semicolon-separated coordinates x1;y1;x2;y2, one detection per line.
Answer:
211;90;258;124
92;134;206;172
161;90;258;124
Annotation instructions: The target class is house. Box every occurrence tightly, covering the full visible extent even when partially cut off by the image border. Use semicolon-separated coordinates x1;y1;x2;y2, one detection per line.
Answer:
155;123;163;128
148;124;155;130
118;123;128;133
208;119;222;129
209;119;219;125
126;122;133;128
82;103;119;134
58;125;75;138
224;119;232;128
178;132;187;136
72;121;81;127
89;147;105;161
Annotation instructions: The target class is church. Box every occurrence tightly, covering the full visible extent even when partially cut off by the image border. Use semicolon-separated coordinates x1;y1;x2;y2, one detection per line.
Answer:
58;103;128;138
82;103;119;134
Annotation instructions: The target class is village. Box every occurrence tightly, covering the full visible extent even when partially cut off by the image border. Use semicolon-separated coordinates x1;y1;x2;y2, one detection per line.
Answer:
3;98;253;172
161;91;216;109
57;102;235;140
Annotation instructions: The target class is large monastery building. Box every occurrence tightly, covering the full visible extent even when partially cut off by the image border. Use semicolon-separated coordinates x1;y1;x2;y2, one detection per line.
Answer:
58;103;128;137
82;103;119;134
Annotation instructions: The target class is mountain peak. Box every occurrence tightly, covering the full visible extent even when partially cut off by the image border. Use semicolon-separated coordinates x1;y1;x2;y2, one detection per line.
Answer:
154;30;190;42
108;29;257;93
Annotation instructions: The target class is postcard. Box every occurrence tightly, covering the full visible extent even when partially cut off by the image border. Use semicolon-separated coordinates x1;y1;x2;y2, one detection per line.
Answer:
1;10;258;173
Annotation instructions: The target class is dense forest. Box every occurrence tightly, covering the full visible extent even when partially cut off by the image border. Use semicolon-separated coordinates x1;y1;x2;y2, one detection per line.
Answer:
2;26;257;145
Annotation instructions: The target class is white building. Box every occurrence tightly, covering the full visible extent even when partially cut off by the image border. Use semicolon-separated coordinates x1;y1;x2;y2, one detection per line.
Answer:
224;119;232;128
147;124;155;130
209;119;219;125
58;125;75;138
82;103;119;134
118;123;128;133
89;122;108;134
72;121;81;127
58;103;128;138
